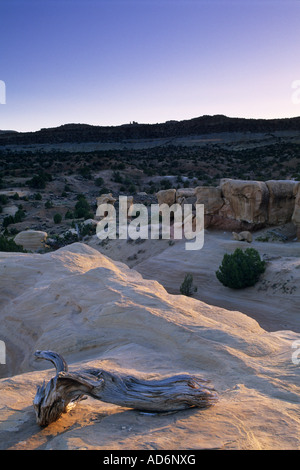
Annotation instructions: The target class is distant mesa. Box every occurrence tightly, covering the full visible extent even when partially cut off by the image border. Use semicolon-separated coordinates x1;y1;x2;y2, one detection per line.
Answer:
1;114;300;146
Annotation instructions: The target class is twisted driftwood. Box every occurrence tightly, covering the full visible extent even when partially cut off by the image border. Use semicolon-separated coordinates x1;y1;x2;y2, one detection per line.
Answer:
33;350;218;427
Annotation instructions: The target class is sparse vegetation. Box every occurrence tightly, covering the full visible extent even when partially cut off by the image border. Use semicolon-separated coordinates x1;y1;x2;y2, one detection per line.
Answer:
27;172;52;189
180;273;197;296
74;194;93;219
45;200;53;209
53;213;62;224
216;248;266;289
0;234;26;252
2;207;26;227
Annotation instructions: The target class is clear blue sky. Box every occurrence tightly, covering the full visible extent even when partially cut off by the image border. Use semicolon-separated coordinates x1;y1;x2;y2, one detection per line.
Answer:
1;0;300;132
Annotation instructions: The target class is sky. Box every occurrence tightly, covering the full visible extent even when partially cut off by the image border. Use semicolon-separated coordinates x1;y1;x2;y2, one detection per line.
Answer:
0;0;300;132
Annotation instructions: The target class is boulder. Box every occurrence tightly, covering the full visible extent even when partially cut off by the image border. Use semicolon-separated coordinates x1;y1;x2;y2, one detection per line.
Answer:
96;193;116;207
195;186;224;214
126;195;134;212
96;193;117;220
14;230;47;251
266;180;300;225
176;188;196;205
83;218;98;226
232;231;253;243
156;189;176;206
220;179;269;224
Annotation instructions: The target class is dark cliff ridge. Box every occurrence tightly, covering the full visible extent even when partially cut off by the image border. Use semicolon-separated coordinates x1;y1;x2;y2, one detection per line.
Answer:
1;114;300;146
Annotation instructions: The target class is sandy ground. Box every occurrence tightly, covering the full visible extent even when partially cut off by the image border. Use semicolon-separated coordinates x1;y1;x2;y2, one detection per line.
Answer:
87;228;300;333
0;235;299;450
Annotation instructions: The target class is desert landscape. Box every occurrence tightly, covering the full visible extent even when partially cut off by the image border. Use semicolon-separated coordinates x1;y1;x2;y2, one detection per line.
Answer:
0;117;300;450
2;0;300;455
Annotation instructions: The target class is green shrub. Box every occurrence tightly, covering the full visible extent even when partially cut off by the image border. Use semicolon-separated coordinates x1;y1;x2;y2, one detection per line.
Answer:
65;210;74;219
98;187;110;195
111;171;123;183
95;177;104;187
3;215;15;228
45;200;53;209
74;195;92;219
53;213;62;224
78;222;96;237
0;194;8;205
216;248;266;289
78;167;92;179
27;172;52;189
0;235;26;252
13;208;26;223
180;273;197;296
2;208;25;227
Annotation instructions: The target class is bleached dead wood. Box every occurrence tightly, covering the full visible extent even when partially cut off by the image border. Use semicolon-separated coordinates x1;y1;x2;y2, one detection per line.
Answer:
33;350;218;427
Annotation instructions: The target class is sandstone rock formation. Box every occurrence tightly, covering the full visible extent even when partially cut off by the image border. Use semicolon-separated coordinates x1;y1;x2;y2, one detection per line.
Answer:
156;189;176;206
175;188;196;206
13;230;47;251
0;243;299;449
220;179;269;225
266;180;299;225
125;195;134;216
155;179;300;234
232;231;252;243
83;218;98;226
2;205;19;216
195;186;224;215
96;193;116;207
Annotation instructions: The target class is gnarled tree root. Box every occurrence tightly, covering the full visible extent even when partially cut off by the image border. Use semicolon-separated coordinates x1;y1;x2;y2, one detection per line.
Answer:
33;350;218;427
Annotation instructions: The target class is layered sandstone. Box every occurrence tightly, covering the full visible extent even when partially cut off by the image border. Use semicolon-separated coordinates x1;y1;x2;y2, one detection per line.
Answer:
14;230;48;252
157;180;300;237
0;243;299;450
266;180;299;225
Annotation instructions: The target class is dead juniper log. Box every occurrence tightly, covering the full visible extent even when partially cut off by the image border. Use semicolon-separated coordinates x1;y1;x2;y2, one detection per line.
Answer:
33;350;218;427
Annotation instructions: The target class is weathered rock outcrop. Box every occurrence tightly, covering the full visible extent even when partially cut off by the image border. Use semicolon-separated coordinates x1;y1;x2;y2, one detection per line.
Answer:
175;188;196;206
0;243;299;449
155;179;300;236
96;193;116;207
2;205;19;216
220;179;269;225
266;180;299;225
232;231;253;243
156;189;176;206
13;230;47;251
195;186;224;215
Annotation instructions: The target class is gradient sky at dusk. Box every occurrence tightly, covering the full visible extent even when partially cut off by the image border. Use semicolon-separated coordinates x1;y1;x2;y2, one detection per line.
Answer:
1;0;300;132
